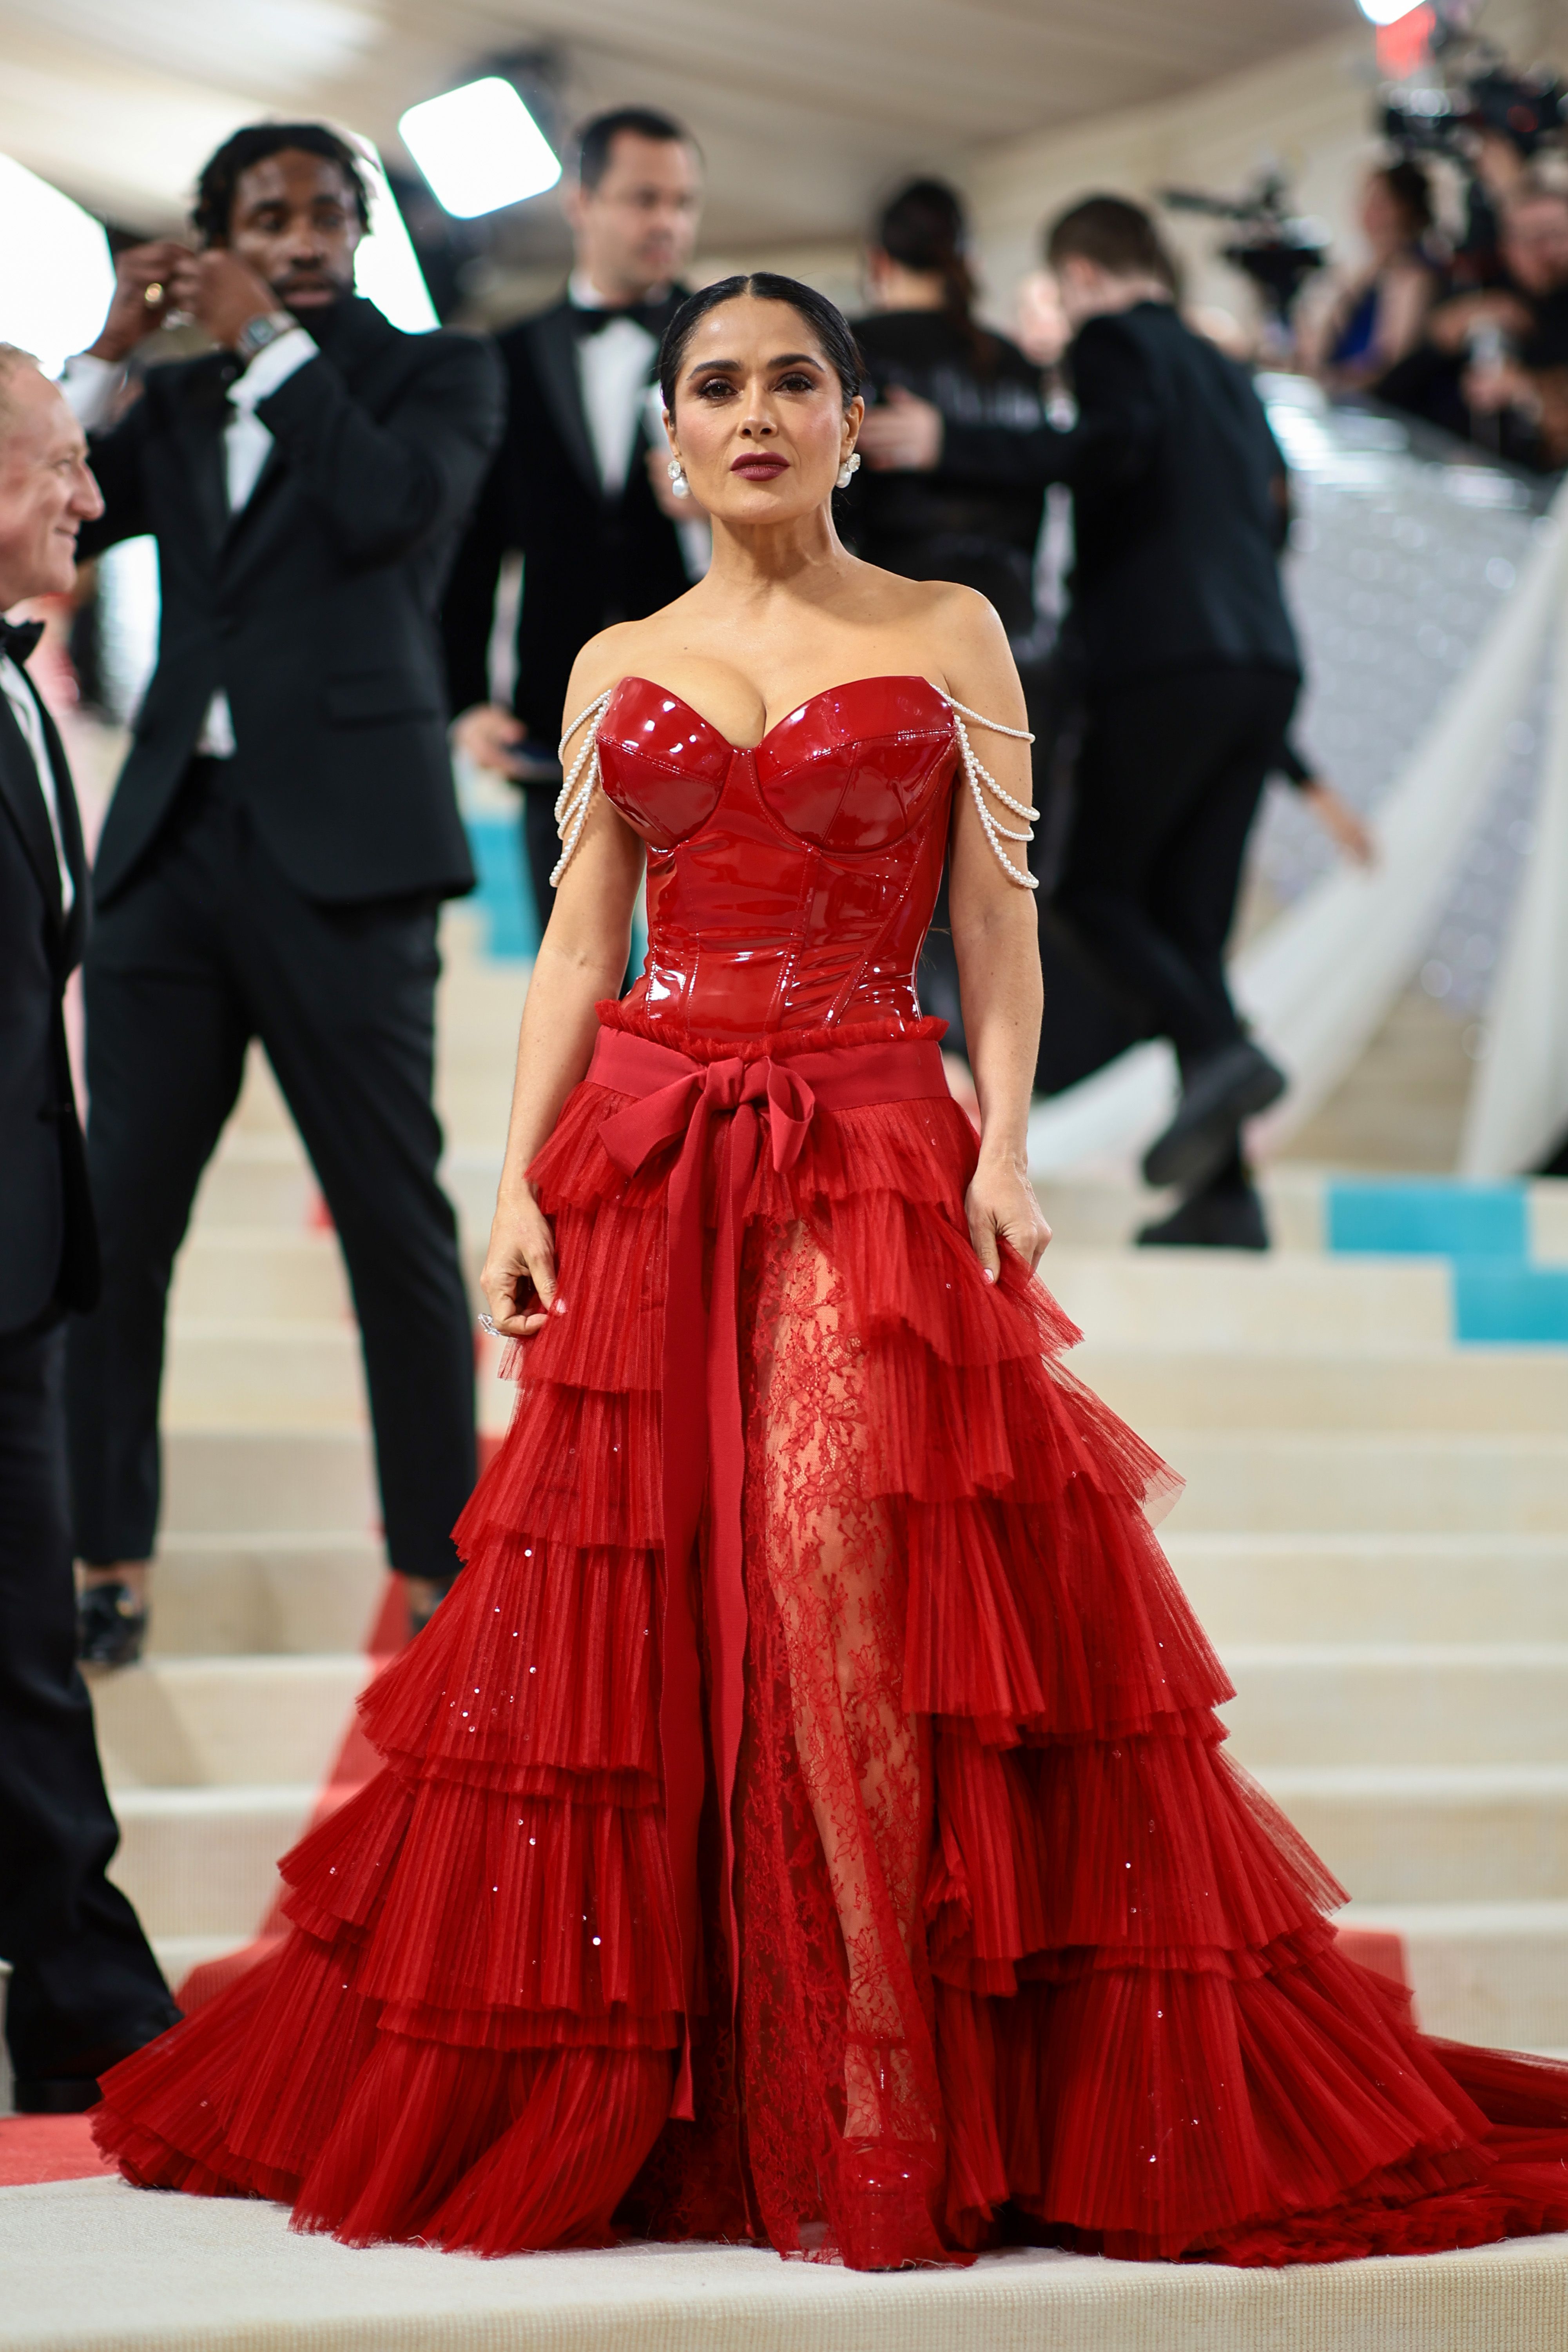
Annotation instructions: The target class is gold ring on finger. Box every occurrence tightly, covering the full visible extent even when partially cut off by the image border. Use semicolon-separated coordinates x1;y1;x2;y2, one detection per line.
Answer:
144;282;163;305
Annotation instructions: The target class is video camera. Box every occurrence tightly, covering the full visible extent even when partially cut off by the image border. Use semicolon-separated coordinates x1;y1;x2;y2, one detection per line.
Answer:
1382;4;1566;165
1160;174;1329;327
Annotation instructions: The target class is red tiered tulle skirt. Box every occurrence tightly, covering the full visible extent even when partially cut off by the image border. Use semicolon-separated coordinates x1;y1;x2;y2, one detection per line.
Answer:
93;1011;1568;2267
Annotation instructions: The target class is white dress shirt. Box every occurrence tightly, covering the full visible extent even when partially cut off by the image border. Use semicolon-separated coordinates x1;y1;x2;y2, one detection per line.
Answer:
62;327;319;756
0;646;73;913
567;269;659;499
566;271;709;581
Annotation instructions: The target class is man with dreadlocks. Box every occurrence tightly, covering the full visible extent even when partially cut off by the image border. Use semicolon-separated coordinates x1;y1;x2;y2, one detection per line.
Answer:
58;125;503;1662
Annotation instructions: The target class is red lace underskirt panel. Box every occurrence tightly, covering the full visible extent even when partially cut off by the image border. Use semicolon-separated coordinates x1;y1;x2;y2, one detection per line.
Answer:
92;1012;1568;2265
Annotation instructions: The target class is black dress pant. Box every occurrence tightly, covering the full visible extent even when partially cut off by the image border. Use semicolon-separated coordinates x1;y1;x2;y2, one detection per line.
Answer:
67;762;476;1582
0;1317;176;2086
523;786;560;947
1055;663;1299;1073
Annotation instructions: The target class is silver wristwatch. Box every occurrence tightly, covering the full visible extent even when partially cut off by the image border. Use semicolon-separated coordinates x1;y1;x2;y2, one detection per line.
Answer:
234;309;296;365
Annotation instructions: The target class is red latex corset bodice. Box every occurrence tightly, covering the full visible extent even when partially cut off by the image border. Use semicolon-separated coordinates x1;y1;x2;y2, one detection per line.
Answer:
595;674;959;1041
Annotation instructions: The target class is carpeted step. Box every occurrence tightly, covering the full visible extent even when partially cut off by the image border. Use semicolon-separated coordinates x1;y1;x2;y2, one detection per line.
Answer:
1166;1533;1568;1644
107;1786;317;1940
171;1229;351;1321
144;1535;387;1658
160;1428;377;1537
1046;1248;1451;1347
1;2178;1564;2352
1078;1343;1568;1430
1149;1430;1568;1534
1256;1763;1568;1903
89;1656;368;1788
1340;1899;1568;2047
1219;1645;1568;1767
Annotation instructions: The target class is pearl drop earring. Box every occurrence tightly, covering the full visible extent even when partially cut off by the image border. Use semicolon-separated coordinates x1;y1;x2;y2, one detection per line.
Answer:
836;452;861;490
667;458;691;499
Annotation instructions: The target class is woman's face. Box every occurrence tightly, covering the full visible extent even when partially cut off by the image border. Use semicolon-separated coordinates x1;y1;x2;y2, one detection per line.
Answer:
1361;172;1407;255
665;296;862;525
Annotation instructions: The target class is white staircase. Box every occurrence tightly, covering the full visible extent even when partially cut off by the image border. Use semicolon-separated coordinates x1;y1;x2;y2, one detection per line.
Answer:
73;915;1568;2069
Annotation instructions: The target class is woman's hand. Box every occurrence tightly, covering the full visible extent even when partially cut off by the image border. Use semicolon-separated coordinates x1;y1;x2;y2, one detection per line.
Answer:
481;1183;558;1339
965;1150;1051;1281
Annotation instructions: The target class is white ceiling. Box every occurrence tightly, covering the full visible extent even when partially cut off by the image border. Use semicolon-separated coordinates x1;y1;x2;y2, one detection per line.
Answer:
0;0;1351;250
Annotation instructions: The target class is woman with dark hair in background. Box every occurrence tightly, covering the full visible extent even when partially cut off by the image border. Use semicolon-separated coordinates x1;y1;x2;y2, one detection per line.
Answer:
848;180;1056;1072
1300;160;1439;393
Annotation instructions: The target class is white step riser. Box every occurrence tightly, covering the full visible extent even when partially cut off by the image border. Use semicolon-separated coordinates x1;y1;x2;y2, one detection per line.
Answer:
91;1659;368;1789
143;1539;387;1657
1081;1348;1568;1432
172;1235;351;1321
108;1789;315;1938
1263;1775;1568;1902
1046;1252;1452;1348
1168;1539;1568;1644
1155;1435;1568;1534
161;1430;377;1537
163;1327;511;1439
1343;1906;1568;2048
1221;1652;1568;1767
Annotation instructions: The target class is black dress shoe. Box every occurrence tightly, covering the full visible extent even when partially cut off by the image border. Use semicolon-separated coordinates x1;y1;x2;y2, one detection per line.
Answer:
12;2010;181;2112
12;2073;110;2114
1141;1039;1287;1193
1137;1182;1270;1250
76;1581;148;1668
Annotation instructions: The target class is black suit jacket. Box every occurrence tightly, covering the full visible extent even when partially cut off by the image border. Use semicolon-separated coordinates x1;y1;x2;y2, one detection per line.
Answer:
78;298;504;906
0;668;97;1334
440;294;692;766
941;301;1300;691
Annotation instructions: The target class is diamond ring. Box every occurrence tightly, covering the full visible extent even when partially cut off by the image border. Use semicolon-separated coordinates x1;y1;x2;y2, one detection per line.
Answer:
477;1312;499;1338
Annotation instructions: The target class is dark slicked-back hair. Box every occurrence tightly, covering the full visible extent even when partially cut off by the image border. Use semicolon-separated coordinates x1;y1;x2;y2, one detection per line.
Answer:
576;107;696;192
876;175;999;374
658;272;862;412
194;122;371;245
1046;194;1178;290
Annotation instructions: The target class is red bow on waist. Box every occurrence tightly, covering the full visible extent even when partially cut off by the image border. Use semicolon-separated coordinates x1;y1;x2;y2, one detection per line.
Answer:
589;1023;948;2116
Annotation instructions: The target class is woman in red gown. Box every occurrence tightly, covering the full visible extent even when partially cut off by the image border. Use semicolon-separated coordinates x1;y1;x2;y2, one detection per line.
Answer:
94;275;1568;2269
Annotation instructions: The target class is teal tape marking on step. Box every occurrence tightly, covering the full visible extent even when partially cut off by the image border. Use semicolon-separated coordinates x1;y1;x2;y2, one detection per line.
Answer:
1327;1182;1528;1260
464;815;540;961
1453;1263;1568;1344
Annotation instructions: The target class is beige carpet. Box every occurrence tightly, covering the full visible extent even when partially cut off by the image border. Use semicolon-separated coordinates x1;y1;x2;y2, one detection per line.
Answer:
2;2179;1566;2352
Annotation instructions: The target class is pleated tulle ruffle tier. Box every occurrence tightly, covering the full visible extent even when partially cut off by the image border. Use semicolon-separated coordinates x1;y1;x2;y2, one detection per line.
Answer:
92;1008;1568;2268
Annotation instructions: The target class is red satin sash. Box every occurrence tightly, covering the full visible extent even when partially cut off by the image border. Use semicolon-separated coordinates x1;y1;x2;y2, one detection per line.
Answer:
588;1023;950;2115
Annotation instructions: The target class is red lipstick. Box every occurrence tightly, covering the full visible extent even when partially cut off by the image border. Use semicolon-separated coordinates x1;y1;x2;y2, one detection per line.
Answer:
731;454;787;478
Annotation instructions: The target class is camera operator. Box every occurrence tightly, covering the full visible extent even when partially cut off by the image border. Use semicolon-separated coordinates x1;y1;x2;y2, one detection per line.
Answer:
1379;177;1568;469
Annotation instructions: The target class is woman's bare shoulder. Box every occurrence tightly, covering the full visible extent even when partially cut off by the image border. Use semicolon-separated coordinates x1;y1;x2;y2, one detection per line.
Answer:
560;605;699;740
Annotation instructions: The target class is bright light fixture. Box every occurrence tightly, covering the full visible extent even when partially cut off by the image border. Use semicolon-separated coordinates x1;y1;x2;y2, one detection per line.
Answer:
344;131;439;331
398;77;560;218
1355;0;1426;24
0;152;115;379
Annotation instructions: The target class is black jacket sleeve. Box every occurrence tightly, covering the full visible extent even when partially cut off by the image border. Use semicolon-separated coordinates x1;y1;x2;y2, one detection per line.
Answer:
253;332;504;571
440;440;512;715
75;385;155;559
939;314;1162;496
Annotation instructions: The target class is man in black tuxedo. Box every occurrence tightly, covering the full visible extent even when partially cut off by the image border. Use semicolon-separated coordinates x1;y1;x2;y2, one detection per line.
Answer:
62;124;504;1658
442;107;704;931
880;197;1302;1246
0;348;178;2108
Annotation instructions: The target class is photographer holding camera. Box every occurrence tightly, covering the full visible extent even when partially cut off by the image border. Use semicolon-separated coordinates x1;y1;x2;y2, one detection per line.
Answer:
1380;176;1568;469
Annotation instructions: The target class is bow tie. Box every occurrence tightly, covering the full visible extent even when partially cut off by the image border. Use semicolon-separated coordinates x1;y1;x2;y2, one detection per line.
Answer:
0;617;44;667
569;301;667;339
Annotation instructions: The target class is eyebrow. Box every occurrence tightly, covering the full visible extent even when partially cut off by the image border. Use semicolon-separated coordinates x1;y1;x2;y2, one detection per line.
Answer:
687;352;827;373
